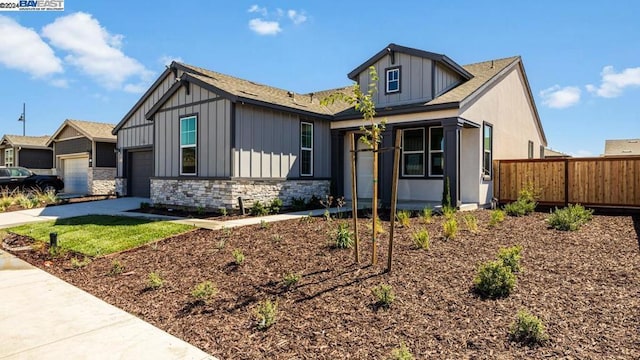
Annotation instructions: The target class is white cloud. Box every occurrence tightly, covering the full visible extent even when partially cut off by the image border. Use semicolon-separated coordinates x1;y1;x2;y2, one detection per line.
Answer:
287;10;307;25
586;65;640;98
49;78;68;88
0;15;63;77
248;5;267;16
248;18;281;35
158;55;183;67
539;85;581;109
41;12;153;91
569;150;594;157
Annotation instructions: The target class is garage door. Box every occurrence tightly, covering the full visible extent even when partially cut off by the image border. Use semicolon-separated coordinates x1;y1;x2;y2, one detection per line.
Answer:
129;150;152;198
63;157;88;194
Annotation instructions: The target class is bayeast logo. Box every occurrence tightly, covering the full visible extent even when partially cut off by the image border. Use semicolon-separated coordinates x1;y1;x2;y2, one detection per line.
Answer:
18;0;64;11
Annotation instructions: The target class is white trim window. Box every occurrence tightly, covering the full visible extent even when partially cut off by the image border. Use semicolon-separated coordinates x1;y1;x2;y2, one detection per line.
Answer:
386;68;400;93
429;127;444;176
528;140;534;159
4;148;14;167
402;128;425;176
180;116;197;175
300;122;313;176
483;123;493;177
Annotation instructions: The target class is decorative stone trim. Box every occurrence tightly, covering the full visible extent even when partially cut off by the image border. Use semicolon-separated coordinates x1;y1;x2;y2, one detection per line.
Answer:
150;178;330;209
89;167;116;195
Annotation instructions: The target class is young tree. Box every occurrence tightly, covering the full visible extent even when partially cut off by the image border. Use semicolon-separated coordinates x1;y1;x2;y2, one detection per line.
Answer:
322;66;386;265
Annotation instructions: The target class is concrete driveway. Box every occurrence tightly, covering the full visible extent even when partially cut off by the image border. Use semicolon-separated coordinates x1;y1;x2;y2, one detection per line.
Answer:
0;197;157;229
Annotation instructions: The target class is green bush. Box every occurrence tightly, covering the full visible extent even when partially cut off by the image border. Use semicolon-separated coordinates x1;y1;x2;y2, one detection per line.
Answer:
333;222;353;249
371;284;395;308
389;342;414;360
442;205;456;220
109;260;124;276
509;309;549;346
147;271;164;289
412;229;430;250
473;260;516;298
260;219;270;229
269;198;283;214
290;197;307;211
396;210;411;227
443;217;458;240
282;272;301;288
249;201;268;216
498;245;523;274
191;281;218;303
489;209;505;226
232;249;245;265
546;204;593;231
463;213;479;233
70;256;91;269
0;194;13;211
255;299;277;330
421;206;433;223
504;185;538;216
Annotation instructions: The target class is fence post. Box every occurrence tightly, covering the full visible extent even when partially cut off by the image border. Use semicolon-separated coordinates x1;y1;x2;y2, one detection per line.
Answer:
564;159;569;207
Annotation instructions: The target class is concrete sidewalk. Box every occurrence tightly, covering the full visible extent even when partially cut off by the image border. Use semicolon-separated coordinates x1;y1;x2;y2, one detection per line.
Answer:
0;197;175;229
0;249;215;360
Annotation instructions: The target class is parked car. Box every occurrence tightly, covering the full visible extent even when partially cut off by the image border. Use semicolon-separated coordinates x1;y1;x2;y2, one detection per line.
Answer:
0;166;64;193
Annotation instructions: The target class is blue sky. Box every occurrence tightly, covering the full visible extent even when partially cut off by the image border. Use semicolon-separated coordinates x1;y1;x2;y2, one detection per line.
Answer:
0;0;638;157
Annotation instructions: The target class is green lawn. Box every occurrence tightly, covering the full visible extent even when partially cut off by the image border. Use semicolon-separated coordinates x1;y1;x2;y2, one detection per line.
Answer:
7;215;194;256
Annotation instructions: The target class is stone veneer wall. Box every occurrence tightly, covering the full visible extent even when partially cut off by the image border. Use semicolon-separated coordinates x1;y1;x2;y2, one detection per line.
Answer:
150;178;330;209
89;167;116;195
115;178;127;197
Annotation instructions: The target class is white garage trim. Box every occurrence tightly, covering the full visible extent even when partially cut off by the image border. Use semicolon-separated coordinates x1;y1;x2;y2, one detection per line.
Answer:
59;153;89;195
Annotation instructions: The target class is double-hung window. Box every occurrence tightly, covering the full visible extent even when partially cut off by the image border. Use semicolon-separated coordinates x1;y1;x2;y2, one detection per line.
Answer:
483;123;493;178
4;148;13;167
386;68;400;93
528;140;534;159
180;116;197;175
429;127;444;176
402;128;425;176
300;122;313;176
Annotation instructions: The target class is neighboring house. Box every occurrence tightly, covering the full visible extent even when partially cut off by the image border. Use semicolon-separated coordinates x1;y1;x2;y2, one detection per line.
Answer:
47;119;117;195
603;139;640;156
0;135;53;174
543;148;571;159
113;43;547;209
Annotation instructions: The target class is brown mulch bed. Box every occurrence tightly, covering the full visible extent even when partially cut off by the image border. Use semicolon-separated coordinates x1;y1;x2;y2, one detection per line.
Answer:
8;211;640;359
0;195;116;213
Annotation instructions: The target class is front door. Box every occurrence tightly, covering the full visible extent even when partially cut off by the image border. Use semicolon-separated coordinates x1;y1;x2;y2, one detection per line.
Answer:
343;133;374;200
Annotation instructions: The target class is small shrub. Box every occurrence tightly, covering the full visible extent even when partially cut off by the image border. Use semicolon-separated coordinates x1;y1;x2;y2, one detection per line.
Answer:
412;229;430;250
396;210;411;228
232;249;245;265
196;206;205;215
443;217;458;240
323;209;332;221
221;226;232;238
299;214;314;223
546;204;593;231
70;256;91;269
282;272;301;288
463;213;479;233
473;260;516;298
290;197;306;211
333;222;353;249
255;299;277;330
269;198;283;214
307;195;321;209
147;271;164;289
498;245;523;274
421;206;433;223
249;200;268;216
372;284;395;308
140;201;151;209
218;207;228;216
504;184;539;216
389;342;414;360
271;234;283;243
509;310;549;346
369;216;386;235
260;219;270;229
442;205;456;219
216;239;226;250
15;193;38;209
489;209;505;226
36;189;58;205
0;194;13;211
191;281;218;303
108;260;124;276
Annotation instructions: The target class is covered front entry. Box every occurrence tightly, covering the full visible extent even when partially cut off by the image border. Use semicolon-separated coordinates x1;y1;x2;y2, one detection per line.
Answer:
128;150;153;198
62;156;89;194
343;133;373;200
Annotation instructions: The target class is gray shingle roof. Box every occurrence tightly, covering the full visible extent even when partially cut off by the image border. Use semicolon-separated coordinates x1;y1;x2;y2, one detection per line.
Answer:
65;119;116;140
1;135;50;148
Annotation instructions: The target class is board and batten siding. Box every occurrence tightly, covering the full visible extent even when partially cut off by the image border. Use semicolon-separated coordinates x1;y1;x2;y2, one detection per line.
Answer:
233;104;330;179
153;84;231;178
357;52;434;107
115;69;186;177
434;64;463;96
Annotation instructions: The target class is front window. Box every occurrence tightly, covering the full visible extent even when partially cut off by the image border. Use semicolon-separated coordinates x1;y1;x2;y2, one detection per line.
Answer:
483;123;493;177
528;141;534;159
4;148;13;167
402;128;424;176
429;127;444;176
180;116;197;175
386;68;400;93
300;122;313;176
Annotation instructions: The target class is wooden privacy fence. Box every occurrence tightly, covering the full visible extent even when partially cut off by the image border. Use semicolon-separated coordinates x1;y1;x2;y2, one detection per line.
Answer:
493;156;640;208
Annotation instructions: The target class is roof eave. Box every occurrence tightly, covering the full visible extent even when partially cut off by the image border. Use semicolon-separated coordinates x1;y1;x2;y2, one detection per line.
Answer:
333;102;459;121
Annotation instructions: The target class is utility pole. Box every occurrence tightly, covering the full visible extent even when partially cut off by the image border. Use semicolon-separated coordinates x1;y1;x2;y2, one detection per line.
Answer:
18;103;25;136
